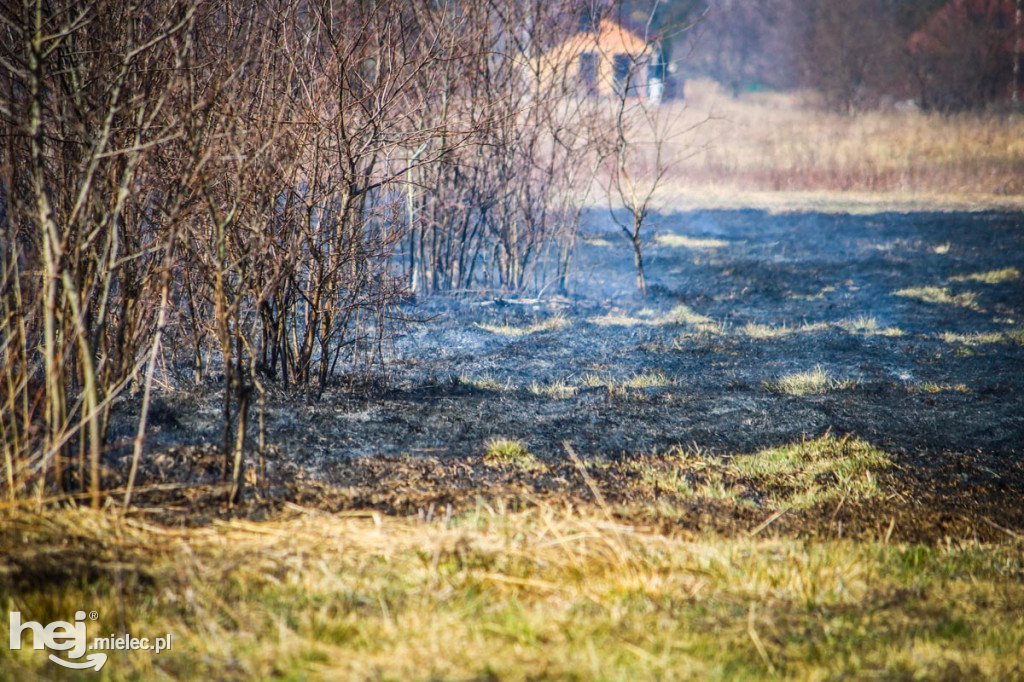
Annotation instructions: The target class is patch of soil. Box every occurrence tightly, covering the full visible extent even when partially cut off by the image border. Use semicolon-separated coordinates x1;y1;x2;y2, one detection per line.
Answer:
111;209;1024;544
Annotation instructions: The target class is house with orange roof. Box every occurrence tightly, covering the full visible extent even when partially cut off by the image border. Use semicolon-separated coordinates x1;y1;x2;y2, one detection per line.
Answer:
539;18;665;103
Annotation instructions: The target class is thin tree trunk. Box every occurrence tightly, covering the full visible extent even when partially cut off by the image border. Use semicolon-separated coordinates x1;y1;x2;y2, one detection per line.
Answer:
632;236;647;297
124;278;171;508
1015;0;1022;109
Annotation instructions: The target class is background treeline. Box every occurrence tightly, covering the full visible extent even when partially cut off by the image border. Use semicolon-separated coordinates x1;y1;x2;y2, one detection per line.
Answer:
617;0;1022;112
0;0;625;504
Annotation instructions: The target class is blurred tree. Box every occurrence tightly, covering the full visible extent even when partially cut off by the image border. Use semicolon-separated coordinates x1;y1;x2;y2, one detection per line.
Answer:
674;0;1013;110
908;0;1021;110
682;0;806;95
798;0;910;111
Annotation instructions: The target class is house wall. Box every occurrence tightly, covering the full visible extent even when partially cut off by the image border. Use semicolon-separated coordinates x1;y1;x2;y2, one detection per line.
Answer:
537;19;657;101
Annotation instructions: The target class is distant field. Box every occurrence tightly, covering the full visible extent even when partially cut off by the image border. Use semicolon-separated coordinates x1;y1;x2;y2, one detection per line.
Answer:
622;79;1024;212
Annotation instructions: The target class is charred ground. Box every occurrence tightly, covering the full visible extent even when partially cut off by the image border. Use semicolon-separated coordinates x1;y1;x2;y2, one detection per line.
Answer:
115;209;1024;544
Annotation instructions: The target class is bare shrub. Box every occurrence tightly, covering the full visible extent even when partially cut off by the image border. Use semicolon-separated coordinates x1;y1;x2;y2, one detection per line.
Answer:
0;0;617;504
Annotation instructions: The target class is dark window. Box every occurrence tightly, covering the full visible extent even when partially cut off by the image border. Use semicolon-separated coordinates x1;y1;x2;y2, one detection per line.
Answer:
648;48;666;82
613;54;632;96
580;52;599;95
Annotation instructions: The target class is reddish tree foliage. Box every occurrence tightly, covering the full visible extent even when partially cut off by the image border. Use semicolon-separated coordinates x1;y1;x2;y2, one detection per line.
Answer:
910;0;1022;109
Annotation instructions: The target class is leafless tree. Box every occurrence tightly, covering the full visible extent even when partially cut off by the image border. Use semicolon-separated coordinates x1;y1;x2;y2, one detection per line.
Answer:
593;2;700;296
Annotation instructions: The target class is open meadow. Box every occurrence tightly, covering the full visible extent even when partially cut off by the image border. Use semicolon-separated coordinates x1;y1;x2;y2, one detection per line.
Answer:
3;84;1024;681
649;80;1024;212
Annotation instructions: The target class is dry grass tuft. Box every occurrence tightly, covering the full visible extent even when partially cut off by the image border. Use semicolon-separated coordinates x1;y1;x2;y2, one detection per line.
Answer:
528;379;578;400
588;312;649;327
655;233;729;249
914;382;972;394
940;331;1011;346
665;304;713;326
739;321;837;339
838;316;904;337
577;370;674;394
663;305;724;334
765;366;851;396
589;305;723;333
620;369;674;389
461;374;516;392
894;286;978;309
483;438;543;471
476;314;569;337
950;267;1021;284
743;322;794;339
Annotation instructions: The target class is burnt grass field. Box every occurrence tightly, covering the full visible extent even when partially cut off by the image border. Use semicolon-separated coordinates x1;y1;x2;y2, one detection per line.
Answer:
120;209;1024;543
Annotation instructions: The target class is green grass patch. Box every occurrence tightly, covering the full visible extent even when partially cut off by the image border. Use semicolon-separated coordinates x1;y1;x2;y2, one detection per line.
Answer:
731;434;891;508
627;453;747;503
628;434;890;510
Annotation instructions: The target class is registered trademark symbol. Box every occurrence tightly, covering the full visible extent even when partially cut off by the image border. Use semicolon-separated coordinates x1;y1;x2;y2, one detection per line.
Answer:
89;611;99;621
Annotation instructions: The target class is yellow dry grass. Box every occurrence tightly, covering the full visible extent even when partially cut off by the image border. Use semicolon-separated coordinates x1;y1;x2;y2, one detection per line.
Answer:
588;304;722;333
655;233;729;249
950;267;1021;284
894;286;979;309
837;316;904;337
528;379;578;399
597;79;1024;213
483;438;544;472
940;329;1024;346
764;366;857;396
476;314;570;337
1;503;1021;681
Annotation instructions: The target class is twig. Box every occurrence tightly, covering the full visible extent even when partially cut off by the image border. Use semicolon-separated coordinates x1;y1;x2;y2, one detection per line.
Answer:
980;516;1023;542
563;441;611;519
748;507;789;537
828;494;847;529
747;603;777;676
884;517;896;544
